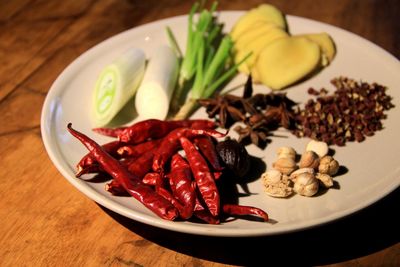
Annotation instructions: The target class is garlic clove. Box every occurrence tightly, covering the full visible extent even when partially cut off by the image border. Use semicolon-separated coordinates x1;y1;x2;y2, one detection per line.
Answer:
261;169;283;185
277;146;297;160
316;173;334;188
264;183;293;198
299;150;320;169
306;140;329;158
290;167;314;182
318;155;340;176
272;157;298;175
293;172;319;197
262;171;293;198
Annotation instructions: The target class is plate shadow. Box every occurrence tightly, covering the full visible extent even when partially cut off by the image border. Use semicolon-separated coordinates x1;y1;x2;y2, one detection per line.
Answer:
99;186;399;266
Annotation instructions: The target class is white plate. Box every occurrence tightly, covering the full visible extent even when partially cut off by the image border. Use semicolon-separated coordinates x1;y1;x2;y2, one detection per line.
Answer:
41;11;400;237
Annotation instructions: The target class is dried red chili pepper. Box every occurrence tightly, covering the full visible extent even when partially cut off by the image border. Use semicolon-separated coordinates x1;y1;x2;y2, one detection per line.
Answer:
75;164;103;177
168;154;196;219
193;136;223;171
222;204;269;221
123;150;155;179
152;127;226;173
67;123;178;220
107;173;161;194
105;179;129;196
190;120;217;130
117;139;162;158
179;137;220;217
118;119;216;144
142;172;161;185
155;186;186;217
76;140;122;177
149;172;188;218
193;198;220;224
92;126;127;138
193;209;220;224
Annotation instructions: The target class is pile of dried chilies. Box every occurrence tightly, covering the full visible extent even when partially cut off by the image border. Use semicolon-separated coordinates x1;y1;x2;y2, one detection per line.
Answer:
67;119;268;223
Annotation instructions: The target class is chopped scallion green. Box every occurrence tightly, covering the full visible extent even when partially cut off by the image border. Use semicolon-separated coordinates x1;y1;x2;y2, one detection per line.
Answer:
167;1;248;119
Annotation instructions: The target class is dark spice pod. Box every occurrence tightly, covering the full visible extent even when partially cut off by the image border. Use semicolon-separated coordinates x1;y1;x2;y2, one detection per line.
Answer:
216;138;250;178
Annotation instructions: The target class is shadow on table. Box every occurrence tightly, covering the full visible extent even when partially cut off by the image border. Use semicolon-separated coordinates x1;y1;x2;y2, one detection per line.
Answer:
100;186;399;266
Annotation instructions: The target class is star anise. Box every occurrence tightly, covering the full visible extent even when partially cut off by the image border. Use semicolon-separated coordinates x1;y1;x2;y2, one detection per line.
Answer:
248;92;297;111
198;75;298;149
234;123;270;148
264;102;295;129
198;95;246;128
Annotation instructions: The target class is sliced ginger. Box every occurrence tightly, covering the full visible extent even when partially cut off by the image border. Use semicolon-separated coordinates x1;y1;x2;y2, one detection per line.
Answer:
231;4;336;89
297;33;336;65
235;27;289;74
256;37;321;90
234;21;278;51
230;4;286;40
250;66;261;83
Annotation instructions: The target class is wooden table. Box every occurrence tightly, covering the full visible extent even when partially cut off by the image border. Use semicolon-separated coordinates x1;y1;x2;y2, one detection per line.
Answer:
1;0;399;266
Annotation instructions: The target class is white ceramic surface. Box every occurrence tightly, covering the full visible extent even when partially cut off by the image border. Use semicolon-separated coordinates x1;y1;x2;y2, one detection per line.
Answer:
41;12;400;237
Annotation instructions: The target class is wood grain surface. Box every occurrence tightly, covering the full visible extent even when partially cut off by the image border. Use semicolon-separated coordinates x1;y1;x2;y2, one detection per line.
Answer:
0;0;399;266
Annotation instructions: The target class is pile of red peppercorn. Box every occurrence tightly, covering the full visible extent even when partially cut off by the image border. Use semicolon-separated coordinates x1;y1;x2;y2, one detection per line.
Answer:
292;76;394;146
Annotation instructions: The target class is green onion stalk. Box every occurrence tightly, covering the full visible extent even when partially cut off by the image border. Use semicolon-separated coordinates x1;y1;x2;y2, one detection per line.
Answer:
167;1;250;120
